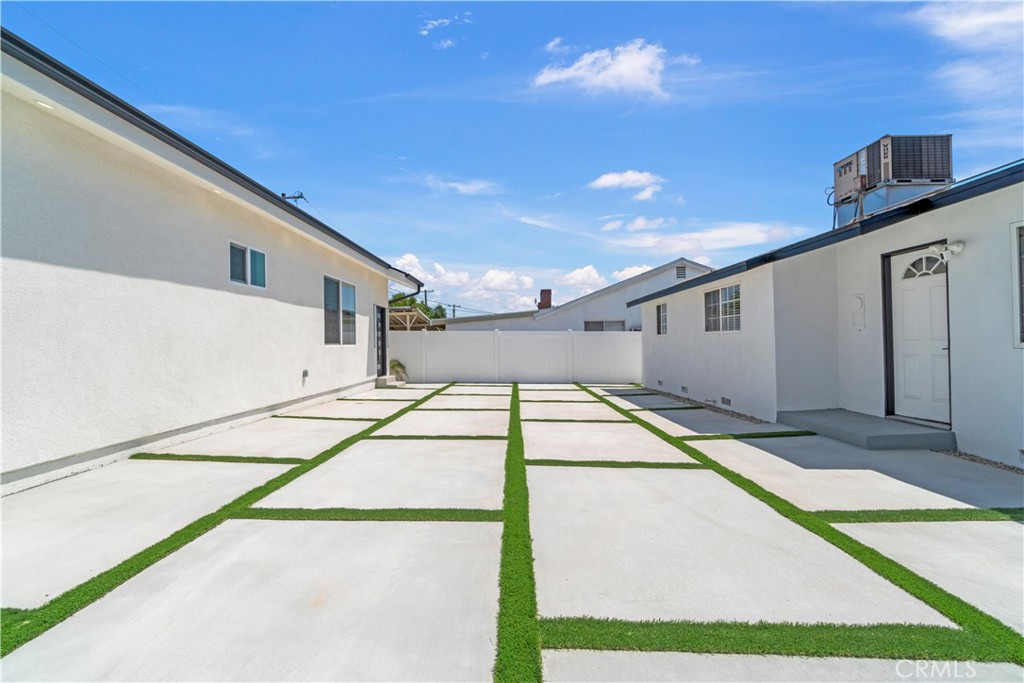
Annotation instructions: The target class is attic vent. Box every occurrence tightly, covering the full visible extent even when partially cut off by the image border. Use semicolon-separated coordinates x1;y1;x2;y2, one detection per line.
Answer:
675;265;687;279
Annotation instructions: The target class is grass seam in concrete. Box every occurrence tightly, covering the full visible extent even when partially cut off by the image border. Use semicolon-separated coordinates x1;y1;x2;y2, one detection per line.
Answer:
539;618;1010;662
364;434;507;440
521;419;630;424
525;459;707;470
492;384;542;682
234;507;503;522
816;508;1024;523
129;453;307;465
575;383;1024;664
0;383;454;657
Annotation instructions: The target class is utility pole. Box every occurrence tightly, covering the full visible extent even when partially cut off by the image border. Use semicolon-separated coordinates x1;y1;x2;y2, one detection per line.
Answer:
449;304;461;318
421;289;435;307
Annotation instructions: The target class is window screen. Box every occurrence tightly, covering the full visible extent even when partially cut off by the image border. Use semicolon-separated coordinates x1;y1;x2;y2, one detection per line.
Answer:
704;290;720;332
324;277;340;344
706;284;741;332
250;250;266;288
584;320;626;332
230;244;247;283
656;304;668;335
1019;226;1024;343
341;283;356;345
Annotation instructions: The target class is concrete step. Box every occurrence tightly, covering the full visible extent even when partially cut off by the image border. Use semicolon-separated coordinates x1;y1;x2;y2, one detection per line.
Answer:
374;376;406;389
777;409;956;451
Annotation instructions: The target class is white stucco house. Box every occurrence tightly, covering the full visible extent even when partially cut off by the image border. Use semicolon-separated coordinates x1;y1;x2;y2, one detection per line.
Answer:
631;160;1024;468
1;31;422;489
443;257;711;332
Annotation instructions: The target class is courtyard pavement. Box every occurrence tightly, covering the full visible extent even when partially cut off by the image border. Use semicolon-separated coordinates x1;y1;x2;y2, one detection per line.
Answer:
2;382;1022;681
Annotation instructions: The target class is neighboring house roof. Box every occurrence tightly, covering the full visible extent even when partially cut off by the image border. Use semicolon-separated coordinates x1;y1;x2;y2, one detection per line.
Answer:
444;256;710;326
629;159;1024;308
0;29;422;291
389;307;436;331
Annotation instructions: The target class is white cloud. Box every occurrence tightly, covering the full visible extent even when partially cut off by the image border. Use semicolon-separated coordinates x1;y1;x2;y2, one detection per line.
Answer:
603;222;810;256
544;37;573;54
910;3;1023;51
588;169;665;202
436;39;456;50
533;39;694;99
394;253;433;283
558;265;607;294
433;262;471;287
394;253;471;289
600;220;623;232
478;269;533;292
418;18;452;36
612;265;654;281
422;174;502;195
625;216;671;231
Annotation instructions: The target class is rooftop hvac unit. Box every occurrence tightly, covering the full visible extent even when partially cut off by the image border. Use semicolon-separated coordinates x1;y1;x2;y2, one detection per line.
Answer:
832;134;953;227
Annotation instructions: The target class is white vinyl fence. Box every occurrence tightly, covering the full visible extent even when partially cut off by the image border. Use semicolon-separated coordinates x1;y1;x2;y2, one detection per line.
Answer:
389;330;642;384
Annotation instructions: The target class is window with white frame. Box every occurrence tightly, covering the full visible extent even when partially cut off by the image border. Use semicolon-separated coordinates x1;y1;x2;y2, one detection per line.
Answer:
324;277;356;345
341;282;356;345
705;283;741;332
229;243;266;287
584;320;626;331
656;304;668;335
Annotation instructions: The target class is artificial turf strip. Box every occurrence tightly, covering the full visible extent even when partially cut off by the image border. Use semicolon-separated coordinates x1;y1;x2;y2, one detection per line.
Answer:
539;618;1010;662
678;431;817;441
816;508;1024;524
234;507;503;523
129;453;307;465
492;384;543;682
525;459;707;470
575;383;1024;665
364;434;507;440
0;383;454;657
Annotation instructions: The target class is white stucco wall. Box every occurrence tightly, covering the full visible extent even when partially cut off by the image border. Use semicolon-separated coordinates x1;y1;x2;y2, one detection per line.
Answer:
834;184;1024;465
1;64;391;479
641;266;778;421
445;264;709;332
773;246;840;411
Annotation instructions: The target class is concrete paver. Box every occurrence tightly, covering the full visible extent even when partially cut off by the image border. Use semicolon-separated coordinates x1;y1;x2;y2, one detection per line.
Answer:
1;520;502;682
419;394;510;410
393;383;447;390
375;409;509;437
698;436;1024;510
523;421;696;462
607;394;692;410
520;390;597;402
444;386;512;395
542;651;1022;682
1;460;289;609
528;467;951;625
837;521;1024;634
157;417;365;459
256;439;506;510
347;388;431;400
281;400;400;420
634;408;793;436
520;401;628;422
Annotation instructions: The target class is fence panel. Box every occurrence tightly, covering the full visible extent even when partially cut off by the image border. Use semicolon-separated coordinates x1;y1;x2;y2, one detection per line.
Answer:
389;330;641;383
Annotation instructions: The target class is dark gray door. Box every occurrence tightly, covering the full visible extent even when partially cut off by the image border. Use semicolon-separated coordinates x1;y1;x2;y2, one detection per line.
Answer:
375;305;387;377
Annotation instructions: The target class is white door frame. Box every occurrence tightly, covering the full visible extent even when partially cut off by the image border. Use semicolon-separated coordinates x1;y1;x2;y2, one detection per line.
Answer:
882;240;952;426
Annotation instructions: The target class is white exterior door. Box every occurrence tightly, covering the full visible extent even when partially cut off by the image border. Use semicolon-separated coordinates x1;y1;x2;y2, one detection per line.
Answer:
891;248;950;423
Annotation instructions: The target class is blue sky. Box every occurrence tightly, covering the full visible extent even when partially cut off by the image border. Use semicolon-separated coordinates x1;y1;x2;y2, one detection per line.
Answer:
4;2;1022;314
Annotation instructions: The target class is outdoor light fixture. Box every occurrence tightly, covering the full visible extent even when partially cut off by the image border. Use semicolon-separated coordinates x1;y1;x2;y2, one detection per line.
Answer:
33;99;54;110
929;240;965;263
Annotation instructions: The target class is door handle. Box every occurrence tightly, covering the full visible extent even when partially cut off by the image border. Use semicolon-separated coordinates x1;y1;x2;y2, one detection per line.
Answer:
941;347;949;351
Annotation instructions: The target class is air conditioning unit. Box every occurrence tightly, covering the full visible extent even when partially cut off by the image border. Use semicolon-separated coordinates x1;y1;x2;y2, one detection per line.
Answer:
833;135;953;202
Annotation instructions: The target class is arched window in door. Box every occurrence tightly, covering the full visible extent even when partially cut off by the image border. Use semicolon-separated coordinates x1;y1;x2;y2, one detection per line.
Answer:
902;255;946;279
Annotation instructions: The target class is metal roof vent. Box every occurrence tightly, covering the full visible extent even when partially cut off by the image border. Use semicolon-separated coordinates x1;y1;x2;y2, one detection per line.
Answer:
831;135;953;228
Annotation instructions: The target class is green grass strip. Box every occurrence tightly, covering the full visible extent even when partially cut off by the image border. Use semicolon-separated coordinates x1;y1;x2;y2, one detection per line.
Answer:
493;384;542;682
575;383;1024;664
817;508;1024;524
0;383;454;657
234;507;503;522
540;618;1010;662
272;414;377;422
365;434;507;440
129;453;306;465
521;418;630;424
525;459;707;470
679;430;817;441
519;400;597;404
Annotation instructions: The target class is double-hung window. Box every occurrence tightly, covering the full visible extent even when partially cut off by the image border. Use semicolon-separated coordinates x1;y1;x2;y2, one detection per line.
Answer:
324;277;356;345
656;304;668;335
705;283;741;332
229;243;266;287
584;320;626;331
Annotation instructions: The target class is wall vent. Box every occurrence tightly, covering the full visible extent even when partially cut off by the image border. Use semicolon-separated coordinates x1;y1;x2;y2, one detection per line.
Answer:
675;265;687;279
721;396;732;406
680;385;689;394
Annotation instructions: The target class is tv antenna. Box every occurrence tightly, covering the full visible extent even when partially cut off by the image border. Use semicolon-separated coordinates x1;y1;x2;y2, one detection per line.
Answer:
280;191;307;205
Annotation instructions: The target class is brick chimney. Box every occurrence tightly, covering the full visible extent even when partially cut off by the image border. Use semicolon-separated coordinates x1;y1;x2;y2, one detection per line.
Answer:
538;289;552;310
